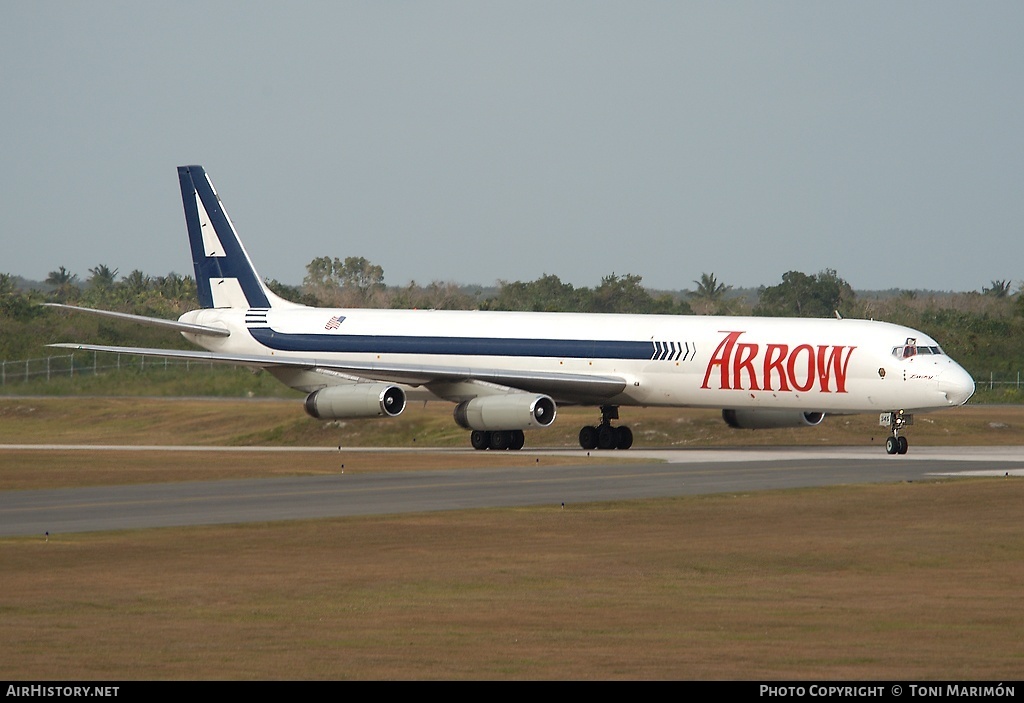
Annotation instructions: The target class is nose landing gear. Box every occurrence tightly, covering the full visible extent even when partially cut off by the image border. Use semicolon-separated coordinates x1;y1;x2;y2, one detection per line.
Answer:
881;410;912;455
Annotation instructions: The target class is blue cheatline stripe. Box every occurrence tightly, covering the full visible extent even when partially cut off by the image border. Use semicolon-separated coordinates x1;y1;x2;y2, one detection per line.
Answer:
248;328;655;360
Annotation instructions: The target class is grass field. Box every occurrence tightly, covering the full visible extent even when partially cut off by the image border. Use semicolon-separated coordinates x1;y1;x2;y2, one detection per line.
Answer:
4;480;1023;680
1;397;1023;679
3;396;1024;452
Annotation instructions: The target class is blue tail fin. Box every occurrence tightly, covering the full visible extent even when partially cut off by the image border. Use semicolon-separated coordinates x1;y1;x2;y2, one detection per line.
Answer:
178;165;289;309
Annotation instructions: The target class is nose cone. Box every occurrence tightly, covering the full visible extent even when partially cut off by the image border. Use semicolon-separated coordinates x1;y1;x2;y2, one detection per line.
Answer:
938;364;975;406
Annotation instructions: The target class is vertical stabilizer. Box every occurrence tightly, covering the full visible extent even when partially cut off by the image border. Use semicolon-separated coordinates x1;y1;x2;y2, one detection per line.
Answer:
178;165;293;309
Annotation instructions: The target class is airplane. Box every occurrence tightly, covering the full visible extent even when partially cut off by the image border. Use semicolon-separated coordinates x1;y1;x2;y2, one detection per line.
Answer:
47;165;976;455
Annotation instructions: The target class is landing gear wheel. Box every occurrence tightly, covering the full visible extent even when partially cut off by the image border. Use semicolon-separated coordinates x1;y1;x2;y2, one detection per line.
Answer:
615;426;633;450
885;436;898;455
490;431;510;451
579;426;599;450
471;430;491;450
897;436;908;455
509;430;525;451
597;425;616;450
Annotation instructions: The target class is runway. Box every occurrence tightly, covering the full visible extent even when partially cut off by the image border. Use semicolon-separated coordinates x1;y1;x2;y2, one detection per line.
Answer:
3;446;1024;537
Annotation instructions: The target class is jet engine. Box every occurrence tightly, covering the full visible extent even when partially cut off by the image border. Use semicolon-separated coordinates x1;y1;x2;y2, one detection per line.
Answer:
453;394;557;431
722;409;825;429
304;383;406;419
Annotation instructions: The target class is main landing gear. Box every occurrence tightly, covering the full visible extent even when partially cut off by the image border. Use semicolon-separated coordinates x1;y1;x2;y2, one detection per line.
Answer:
881;410;912;455
578;405;633;450
470;429;525;451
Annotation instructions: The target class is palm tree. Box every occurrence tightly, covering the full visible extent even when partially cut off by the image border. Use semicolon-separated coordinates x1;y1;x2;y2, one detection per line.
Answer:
45;266;79;301
87;264;119;291
120;269;152;299
983;280;1012;298
155;273;197;310
689;272;731;313
691;272;729;300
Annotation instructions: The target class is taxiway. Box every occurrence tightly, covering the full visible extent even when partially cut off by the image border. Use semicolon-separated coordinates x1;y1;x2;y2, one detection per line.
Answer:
2;445;1023;537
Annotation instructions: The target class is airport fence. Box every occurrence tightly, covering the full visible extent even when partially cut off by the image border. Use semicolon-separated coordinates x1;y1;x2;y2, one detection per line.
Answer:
0;352;218;386
982;371;1023;391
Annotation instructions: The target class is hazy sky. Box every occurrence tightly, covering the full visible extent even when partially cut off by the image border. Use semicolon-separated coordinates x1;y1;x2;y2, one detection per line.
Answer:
3;2;1021;293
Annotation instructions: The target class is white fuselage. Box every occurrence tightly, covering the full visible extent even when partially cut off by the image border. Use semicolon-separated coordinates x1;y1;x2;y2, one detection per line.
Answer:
180;307;975;414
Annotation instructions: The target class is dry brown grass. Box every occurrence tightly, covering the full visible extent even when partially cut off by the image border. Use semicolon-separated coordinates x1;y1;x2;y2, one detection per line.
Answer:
3;479;1022;680
2;397;1023;679
2;397;1024;449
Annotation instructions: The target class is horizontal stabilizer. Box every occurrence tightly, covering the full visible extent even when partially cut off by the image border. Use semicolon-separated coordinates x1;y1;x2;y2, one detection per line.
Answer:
43;303;231;338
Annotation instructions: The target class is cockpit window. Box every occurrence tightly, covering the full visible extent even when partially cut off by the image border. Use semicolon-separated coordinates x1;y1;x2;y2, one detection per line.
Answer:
892;345;944;359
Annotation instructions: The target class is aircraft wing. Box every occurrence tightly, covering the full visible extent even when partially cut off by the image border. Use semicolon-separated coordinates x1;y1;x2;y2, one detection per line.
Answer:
48;343;628;401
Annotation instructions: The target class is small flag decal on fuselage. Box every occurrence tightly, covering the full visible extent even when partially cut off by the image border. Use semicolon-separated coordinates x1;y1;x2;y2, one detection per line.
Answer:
325;315;346;330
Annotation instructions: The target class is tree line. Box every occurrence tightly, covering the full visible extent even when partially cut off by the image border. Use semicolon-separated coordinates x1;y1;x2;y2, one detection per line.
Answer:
2;259;1022;388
